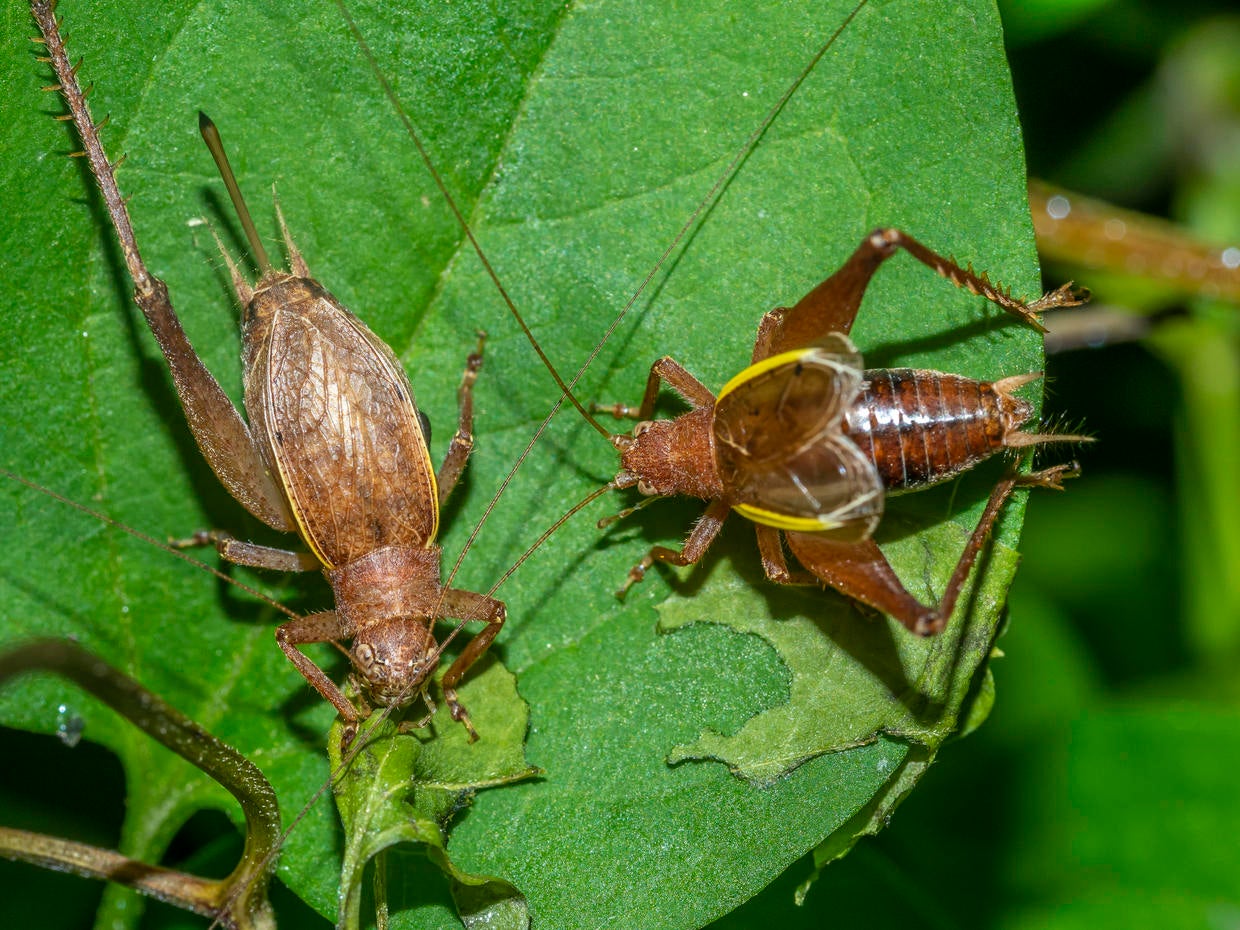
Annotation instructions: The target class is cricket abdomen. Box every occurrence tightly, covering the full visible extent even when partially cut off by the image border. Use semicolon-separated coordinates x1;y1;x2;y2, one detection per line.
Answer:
842;368;1034;492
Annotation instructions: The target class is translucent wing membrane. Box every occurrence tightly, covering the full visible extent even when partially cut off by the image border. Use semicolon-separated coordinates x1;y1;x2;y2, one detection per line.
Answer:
714;341;883;537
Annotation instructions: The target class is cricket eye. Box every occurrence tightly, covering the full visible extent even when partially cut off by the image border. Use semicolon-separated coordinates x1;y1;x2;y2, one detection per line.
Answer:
354;642;375;669
637;480;657;496
633;421;653;438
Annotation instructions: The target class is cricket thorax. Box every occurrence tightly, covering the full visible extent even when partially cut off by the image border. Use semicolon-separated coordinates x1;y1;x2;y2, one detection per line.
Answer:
330;546;444;707
328;546;443;629
615;407;723;500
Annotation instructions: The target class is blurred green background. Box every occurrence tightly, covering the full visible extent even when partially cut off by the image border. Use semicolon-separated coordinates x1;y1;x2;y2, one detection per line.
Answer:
3;0;1238;927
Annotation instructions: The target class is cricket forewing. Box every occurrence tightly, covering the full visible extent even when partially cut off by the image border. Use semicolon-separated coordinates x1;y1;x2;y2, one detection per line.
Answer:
713;340;883;539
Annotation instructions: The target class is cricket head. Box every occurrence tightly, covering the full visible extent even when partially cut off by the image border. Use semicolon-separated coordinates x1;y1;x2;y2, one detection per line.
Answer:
350;619;439;708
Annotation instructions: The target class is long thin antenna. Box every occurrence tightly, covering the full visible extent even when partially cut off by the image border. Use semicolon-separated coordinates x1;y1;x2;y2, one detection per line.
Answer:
1;470;298;621
431;482;617;659
333;0;608;440
339;0;870;610
591;0;871;366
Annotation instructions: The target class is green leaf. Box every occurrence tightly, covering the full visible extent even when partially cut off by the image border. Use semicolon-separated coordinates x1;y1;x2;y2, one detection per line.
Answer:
328;669;536;930
0;0;1042;928
659;519;1019;785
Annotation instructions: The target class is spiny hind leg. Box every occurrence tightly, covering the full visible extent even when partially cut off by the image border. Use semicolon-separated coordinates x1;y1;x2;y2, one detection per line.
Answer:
31;5;296;532
914;463;1082;631
784;463;1080;635
758;228;1087;361
32;5;295;530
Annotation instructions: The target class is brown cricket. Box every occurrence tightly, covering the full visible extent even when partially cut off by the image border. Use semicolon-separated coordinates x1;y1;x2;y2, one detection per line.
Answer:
31;0;504;746
587;227;1089;633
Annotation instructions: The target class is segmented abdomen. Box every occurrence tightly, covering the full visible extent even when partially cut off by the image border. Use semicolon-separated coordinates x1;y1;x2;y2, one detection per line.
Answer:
842;368;1030;492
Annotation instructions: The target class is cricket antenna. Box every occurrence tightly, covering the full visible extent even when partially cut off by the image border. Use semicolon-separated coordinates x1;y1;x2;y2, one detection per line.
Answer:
0;469;301;623
603;0;871;345
332;0;609;440
336;0;869;446
199;111;274;275
338;0;870;606
431;483;618;657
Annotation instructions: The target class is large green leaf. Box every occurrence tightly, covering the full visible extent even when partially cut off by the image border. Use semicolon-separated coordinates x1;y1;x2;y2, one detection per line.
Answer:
0;0;1043;927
